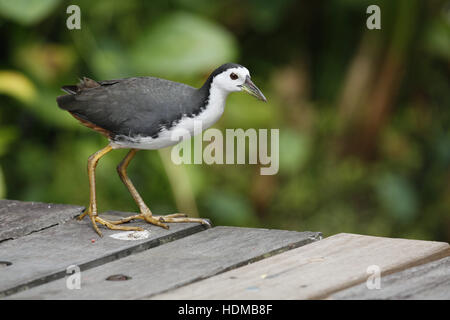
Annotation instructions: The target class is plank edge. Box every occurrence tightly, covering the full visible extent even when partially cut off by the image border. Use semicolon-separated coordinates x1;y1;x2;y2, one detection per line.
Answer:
319;244;450;300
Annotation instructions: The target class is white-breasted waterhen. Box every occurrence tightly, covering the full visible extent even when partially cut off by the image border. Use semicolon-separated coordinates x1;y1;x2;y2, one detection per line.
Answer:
57;63;266;236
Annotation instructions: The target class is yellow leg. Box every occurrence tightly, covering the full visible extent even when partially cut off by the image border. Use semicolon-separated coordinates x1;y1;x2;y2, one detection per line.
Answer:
79;145;143;237
113;149;210;228
115;149;169;229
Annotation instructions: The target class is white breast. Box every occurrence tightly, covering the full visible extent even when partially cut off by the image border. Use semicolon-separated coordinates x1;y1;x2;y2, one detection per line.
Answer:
110;86;228;150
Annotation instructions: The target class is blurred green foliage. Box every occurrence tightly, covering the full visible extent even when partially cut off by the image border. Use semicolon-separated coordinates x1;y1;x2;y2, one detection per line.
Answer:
0;0;449;241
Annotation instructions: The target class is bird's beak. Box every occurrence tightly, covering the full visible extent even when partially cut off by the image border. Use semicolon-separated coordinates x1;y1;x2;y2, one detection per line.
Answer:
240;76;267;102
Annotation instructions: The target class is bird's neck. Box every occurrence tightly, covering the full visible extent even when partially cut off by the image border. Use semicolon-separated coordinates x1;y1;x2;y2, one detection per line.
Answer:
195;80;229;129
207;84;229;108
199;75;230;110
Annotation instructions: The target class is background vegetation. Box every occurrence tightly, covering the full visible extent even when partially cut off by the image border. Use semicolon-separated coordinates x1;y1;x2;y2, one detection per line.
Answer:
0;0;449;241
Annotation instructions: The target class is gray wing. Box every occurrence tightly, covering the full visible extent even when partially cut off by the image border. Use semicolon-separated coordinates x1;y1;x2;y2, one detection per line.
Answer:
57;77;202;138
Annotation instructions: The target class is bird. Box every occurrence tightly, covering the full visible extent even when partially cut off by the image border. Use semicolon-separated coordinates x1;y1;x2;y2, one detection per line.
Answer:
57;63;267;236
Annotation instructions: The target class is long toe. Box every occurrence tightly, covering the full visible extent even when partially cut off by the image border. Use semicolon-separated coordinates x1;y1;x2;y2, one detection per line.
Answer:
106;214;143;225
156;213;188;218
142;214;170;229
97;212;171;230
91;216;104;237
157;216;211;227
94;216;144;234
91;212;206;232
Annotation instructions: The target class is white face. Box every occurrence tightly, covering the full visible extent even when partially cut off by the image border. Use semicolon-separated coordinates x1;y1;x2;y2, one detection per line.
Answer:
211;67;250;93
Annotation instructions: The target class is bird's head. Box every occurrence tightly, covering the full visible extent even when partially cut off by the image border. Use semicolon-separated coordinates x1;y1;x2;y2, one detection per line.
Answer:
208;63;267;102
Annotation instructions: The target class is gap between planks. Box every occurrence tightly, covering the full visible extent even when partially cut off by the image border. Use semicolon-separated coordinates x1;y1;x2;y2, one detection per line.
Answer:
150;233;450;300
6;227;322;299
0;211;210;298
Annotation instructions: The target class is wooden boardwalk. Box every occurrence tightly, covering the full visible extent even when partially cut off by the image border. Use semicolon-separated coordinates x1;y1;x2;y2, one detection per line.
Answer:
1;199;449;300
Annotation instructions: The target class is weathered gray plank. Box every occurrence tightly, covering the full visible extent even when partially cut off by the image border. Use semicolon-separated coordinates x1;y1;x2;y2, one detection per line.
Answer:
6;227;322;299
0;199;84;241
0;211;209;297
331;256;450;300
150;233;450;300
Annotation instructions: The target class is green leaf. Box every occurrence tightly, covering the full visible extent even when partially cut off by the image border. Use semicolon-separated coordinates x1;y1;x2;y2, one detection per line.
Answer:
0;0;60;25
424;16;450;60
0;126;18;157
131;12;238;77
30;88;81;129
248;0;293;32
223;92;278;129
279;130;311;174
203;190;257;226
374;173;418;223
90;45;133;80
0;70;37;104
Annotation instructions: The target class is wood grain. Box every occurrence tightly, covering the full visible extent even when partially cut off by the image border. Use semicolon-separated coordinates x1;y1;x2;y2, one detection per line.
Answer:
0;210;209;298
0;199;84;241
331;256;450;299
150;233;450;300
6;227;321;299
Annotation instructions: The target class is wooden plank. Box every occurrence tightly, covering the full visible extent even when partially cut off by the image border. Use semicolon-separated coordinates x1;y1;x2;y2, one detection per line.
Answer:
0;199;84;241
150;233;450;300
331;256;450;300
6;227;322;299
0;210;209;298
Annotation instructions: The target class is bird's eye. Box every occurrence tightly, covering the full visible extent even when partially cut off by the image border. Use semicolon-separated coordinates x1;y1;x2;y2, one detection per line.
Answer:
230;73;238;80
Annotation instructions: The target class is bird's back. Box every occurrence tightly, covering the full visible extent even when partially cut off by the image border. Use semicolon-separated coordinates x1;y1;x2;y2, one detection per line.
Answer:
57;77;206;139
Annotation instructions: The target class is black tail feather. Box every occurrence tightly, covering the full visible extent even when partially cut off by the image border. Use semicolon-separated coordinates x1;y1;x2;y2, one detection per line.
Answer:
61;85;78;95
60;77;101;95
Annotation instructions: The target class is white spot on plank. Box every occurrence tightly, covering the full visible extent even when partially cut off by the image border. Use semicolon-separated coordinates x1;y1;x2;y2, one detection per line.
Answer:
109;230;150;241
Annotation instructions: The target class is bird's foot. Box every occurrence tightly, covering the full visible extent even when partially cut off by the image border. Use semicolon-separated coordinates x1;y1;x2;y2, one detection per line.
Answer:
154;214;211;227
108;212;211;229
79;207;144;237
91;215;144;237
